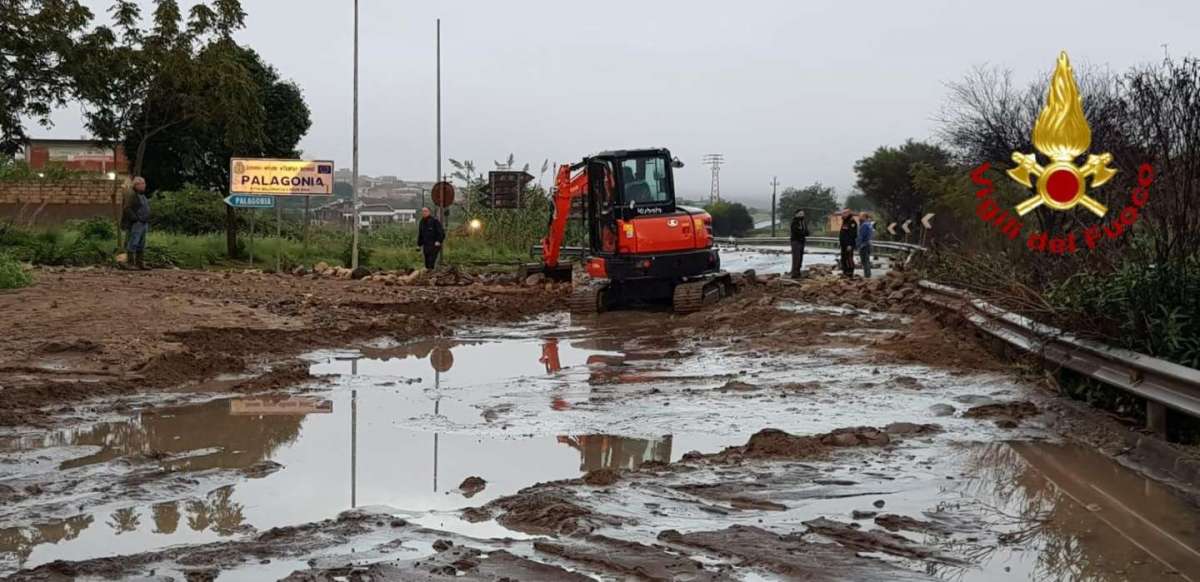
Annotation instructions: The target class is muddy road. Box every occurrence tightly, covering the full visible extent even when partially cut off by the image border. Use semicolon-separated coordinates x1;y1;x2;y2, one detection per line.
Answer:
2;268;1200;581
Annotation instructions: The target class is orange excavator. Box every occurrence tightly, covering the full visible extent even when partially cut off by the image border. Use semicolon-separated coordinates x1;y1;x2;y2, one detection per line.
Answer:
528;148;734;313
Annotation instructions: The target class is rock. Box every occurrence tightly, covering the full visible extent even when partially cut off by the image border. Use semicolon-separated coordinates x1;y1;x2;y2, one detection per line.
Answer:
390;518;408;527
241;460;284;479
718;380;760;392
994;418;1019;429
883;422;940;435
314;261;330;274
928;404;956;417
432;539;454;552
525;273;545;286
851;510;878;520
291;265;309;276
873;499;886;508
350;266;371;280
583;469;620;486
461;507;491;523
459;476;487;498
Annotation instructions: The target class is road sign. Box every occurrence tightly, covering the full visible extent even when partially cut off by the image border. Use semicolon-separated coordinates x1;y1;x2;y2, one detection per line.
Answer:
489;171;534;209
887;222;897;235
230;158;334;196
224;194;275;209
431;346;454;373
921;213;935;229
902;219;913;234
431;181;455;208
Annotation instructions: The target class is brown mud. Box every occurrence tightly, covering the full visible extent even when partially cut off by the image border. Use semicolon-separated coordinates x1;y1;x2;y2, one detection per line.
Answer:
5;262;1200;581
0;269;566;427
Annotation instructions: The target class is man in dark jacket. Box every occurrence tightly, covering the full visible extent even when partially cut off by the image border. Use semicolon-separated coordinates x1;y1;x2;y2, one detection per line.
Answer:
837;209;858;277
789;209;809;278
120;177;151;270
416;207;445;269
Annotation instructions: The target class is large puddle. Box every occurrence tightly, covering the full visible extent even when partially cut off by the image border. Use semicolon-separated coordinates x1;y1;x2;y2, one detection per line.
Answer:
2;311;1198;580
0;322;737;571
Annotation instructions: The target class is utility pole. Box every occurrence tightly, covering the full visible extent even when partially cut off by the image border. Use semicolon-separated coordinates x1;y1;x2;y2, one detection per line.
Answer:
350;0;360;269
702;154;724;204
435;18;442;223
770;176;779;237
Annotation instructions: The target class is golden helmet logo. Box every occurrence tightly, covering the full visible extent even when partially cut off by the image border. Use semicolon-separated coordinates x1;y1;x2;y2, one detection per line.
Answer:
1007;52;1117;217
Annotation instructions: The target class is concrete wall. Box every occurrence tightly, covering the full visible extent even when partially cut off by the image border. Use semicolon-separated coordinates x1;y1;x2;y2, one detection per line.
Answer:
0;179;125;226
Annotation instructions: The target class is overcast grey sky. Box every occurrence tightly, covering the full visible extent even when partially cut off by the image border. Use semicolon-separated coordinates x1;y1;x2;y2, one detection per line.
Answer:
47;0;1200;206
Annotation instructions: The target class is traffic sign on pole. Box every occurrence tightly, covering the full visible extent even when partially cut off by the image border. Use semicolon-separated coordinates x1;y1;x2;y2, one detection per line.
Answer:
225;194;275;209
432;182;455;208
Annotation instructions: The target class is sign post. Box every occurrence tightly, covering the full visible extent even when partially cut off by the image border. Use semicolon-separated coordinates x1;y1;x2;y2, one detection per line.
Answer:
229;158;334;267
224;195;276;266
488;171;534;209
431;182;455;267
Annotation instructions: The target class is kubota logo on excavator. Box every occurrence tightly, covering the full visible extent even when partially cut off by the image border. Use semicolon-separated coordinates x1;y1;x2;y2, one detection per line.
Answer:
969;51;1155;255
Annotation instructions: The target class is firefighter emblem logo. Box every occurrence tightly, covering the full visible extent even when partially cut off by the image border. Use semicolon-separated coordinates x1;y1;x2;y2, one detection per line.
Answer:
1007;51;1116;217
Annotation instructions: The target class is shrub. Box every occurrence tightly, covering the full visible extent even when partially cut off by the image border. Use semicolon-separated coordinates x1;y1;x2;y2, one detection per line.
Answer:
0;254;31;289
1046;258;1200;368
70;217;117;240
152;187;236;235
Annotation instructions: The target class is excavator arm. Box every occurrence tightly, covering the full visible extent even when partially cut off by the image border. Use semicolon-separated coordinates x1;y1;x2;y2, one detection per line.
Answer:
541;161;588;269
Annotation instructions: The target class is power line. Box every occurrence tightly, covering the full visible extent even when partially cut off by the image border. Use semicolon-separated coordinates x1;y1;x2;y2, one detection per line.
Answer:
702;153;724;204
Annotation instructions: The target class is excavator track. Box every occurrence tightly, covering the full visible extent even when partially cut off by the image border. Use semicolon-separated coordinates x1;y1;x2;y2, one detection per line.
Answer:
673;275;732;313
569;283;608;314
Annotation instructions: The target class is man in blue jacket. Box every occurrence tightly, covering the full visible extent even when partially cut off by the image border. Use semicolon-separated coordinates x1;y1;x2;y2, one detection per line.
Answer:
856;212;875;278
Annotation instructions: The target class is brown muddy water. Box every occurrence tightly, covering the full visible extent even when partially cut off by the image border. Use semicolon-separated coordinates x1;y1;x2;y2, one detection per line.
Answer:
2;311;1199;580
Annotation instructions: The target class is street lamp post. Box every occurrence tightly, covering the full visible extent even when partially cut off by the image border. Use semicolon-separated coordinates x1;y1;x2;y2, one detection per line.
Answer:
350;0;361;270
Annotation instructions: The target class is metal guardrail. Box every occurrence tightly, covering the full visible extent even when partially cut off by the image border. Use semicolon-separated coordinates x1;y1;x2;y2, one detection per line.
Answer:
919;280;1200;439
724;236;927;264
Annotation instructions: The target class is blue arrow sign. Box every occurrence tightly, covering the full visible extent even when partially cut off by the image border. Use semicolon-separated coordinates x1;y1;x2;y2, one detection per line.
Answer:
225;194;275;209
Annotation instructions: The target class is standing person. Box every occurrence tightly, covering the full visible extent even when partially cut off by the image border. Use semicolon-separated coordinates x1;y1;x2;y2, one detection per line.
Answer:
121;176;151;270
857;212;875;278
416;207;445;270
837;209;858;277
789;209;809;279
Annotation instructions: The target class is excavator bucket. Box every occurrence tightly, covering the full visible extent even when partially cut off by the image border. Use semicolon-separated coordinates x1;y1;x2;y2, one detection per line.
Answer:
521;263;573;282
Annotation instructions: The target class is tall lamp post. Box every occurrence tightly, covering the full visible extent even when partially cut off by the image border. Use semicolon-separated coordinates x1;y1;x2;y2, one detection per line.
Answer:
350;0;361;269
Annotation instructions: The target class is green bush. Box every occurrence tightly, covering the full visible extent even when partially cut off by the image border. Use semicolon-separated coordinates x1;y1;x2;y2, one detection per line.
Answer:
152;187;236;235
16;230;111;266
71;217;117;240
0;254;31;289
705;201;754;236
1046;258;1200;368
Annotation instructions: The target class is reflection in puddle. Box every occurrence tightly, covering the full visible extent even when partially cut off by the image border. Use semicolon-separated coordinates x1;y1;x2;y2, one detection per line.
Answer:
938;441;1200;581
557;435;672;472
0;335;712;572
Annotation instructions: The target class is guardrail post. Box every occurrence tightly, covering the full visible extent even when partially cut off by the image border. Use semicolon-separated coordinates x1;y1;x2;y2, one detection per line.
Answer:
1147;401;1168;438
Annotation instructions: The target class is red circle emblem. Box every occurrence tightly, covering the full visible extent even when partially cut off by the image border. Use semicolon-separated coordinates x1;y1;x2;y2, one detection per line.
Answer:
1046;170;1079;203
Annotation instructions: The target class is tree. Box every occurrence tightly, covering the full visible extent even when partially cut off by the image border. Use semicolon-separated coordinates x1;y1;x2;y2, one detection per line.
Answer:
704;201;754;237
134;45;310;193
778;182;838;222
76;0;258;178
845;192;876;213
853;140;951;224
0;0;94;155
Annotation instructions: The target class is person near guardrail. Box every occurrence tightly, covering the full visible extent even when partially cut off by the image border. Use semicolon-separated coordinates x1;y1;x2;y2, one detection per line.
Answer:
837;209;858;277
857;212;875;278
789;209;809;278
417;207;445;269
